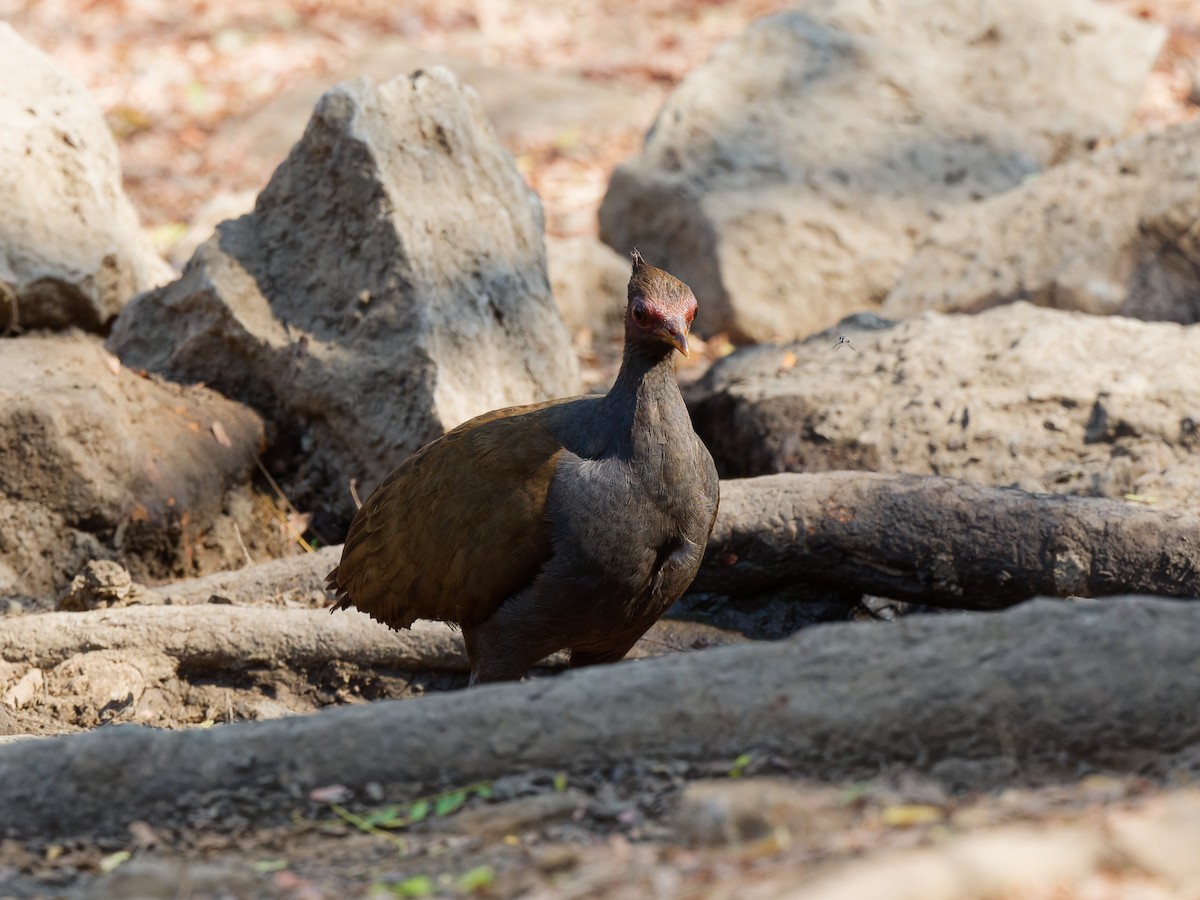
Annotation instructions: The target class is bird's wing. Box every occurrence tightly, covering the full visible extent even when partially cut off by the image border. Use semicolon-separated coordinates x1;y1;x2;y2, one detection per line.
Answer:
327;399;571;630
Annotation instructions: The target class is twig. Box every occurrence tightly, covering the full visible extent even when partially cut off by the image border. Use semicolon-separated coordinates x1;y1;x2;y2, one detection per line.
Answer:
350;479;363;511
329;804;408;852
631;635;689;653
252;456;321;552
232;523;254;568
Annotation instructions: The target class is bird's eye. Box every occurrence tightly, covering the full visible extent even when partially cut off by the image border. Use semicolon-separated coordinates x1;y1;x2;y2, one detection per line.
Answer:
632;305;648;325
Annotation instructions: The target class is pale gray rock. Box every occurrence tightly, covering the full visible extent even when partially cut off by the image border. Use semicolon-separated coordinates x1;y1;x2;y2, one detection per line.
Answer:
59;560;134;611
0;24;171;333
228;39;658;162
687;303;1200;508
109;69;580;526
885;121;1200;323
600;1;1164;342
164;189;257;271
0;332;264;601
546;235;629;338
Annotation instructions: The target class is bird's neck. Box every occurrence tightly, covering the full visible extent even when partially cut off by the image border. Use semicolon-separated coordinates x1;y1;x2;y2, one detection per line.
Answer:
608;340;677;401
601;342;688;452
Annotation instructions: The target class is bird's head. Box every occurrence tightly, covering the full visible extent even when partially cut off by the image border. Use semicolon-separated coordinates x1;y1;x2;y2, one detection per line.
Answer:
625;249;697;358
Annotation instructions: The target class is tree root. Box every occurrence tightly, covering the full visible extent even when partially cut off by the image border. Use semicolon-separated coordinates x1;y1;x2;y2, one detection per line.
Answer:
695;472;1200;608
0;605;746;673
2;597;1198;840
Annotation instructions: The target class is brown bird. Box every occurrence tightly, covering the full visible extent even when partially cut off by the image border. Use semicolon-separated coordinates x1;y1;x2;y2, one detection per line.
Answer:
327;251;719;684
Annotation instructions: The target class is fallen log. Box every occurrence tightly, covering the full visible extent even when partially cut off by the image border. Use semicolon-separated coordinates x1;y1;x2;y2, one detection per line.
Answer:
0;605;745;673
2;597;1198;840
695;473;1200;609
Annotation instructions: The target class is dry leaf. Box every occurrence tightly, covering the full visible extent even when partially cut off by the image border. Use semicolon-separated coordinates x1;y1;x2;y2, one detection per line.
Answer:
286;511;313;536
99;850;131;873
309;784;353;804
881;804;944;826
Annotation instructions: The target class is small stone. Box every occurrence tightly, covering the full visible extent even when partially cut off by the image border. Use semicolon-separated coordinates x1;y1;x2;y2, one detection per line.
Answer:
59;560;133;611
675;778;847;846
531;843;581;873
308;784;353;804
1;668;43;710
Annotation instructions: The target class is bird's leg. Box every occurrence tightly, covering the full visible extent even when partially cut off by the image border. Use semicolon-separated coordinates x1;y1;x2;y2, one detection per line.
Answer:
462;627;525;686
569;638;642;670
462;587;565;685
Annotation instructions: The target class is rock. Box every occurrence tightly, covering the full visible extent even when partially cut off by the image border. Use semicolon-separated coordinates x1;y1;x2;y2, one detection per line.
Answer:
778;825;1108;900
0;24;171;333
0;332;265;601
43;650;177;727
546;235;629;339
209;44;660;238
885;121;1200;323
109;69;580;527
444;791;588;838
770;793;1200;899
163;190;257;271
59;560;132;611
0;500;103;609
58;559;162;611
676;779;848;846
686;303;1200;508
227;39;658;163
599;1;1163;342
89;857;268;900
1;668;43;711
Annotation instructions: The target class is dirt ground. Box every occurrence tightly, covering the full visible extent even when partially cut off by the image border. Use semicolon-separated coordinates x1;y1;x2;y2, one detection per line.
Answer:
4;577;1200;898
4;1;1200;897
6;765;1200;899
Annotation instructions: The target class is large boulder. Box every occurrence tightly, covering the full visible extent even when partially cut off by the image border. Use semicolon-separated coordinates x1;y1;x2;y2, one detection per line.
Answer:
686;304;1200;508
885;121;1200;323
546;235;629;339
109;69;580;528
226;39;658;168
0;24;171;334
173;46;660;266
599;1;1163;343
0;333;265;602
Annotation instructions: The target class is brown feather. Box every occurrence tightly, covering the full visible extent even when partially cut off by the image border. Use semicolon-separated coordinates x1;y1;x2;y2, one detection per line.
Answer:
327;397;571;630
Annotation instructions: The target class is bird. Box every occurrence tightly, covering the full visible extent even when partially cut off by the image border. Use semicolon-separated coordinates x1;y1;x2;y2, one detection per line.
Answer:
326;250;719;685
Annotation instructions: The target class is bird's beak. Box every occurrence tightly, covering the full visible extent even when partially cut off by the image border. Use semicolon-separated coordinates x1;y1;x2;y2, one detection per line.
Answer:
658;320;691;357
